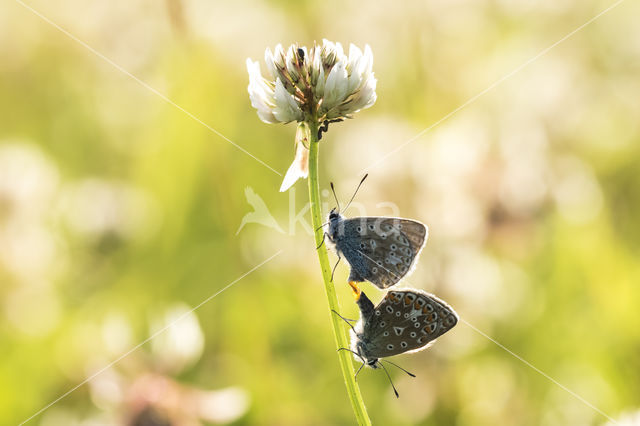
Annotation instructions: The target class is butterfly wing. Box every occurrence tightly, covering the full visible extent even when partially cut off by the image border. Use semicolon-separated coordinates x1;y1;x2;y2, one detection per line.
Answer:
361;289;458;359
338;217;428;289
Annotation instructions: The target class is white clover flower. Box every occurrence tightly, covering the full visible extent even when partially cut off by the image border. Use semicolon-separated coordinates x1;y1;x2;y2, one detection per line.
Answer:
246;39;377;191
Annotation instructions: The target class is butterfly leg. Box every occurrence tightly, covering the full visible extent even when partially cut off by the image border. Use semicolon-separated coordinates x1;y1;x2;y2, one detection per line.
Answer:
316;232;328;250
330;253;341;282
354;361;365;381
331;310;357;333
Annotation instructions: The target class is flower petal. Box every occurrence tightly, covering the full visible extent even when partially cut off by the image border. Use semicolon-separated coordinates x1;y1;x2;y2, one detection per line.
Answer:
246;59;278;123
322;60;349;111
273;78;303;123
279;140;309;192
264;47;278;80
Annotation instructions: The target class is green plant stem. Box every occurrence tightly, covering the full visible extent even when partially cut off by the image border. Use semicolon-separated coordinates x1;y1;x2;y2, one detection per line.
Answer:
306;121;371;425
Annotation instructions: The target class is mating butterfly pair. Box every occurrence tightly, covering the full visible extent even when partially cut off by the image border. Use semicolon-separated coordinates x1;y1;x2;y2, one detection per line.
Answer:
324;176;458;397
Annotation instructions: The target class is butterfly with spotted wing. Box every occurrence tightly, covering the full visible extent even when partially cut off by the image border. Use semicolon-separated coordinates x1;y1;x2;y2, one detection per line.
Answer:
336;286;458;397
322;175;428;289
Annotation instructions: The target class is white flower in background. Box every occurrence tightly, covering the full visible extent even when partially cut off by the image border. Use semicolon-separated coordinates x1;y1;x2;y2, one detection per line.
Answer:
605;410;640;426
150;304;205;374
246;39;377;191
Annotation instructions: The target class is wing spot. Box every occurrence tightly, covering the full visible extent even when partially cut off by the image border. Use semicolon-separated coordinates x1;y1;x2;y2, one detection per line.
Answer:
386;344;394;350
414;322;421;328
359;242;366;249
389;293;401;303
377;260;383;266
410;332;417;338
403;313;410;318
356;226;362;232
380;233;387;239
396;235;409;246
371;267;378;274
368;224;375;230
390;244;397;250
386;306;394;314
400;341;408;348
404;294;416;305
395;311;401;317
383;331;390;337
423;304;434;314
375;310;381;316
380;321;386;327
423;323;437;334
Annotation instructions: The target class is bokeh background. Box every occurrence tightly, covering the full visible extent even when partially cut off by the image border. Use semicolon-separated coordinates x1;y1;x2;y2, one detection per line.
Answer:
2;0;640;424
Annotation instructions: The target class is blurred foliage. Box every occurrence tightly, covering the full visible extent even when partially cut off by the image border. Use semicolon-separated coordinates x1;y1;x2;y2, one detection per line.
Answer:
1;0;640;425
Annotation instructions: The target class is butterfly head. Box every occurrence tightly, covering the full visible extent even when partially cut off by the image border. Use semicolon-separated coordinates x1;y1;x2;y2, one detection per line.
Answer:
329;207;340;220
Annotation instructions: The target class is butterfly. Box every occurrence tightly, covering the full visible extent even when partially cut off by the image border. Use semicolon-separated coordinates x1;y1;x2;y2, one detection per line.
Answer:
322;175;428;289
335;287;458;397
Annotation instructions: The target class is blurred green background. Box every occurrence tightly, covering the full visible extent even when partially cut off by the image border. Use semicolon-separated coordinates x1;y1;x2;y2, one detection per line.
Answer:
1;0;640;425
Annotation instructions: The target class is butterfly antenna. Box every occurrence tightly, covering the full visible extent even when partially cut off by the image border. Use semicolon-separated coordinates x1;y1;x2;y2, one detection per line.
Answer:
343;174;368;214
378;361;400;398
330;182;341;213
380;359;416;377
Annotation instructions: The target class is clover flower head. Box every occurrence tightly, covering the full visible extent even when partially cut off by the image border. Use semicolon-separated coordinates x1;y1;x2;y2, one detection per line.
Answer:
246;40;377;191
247;39;377;125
